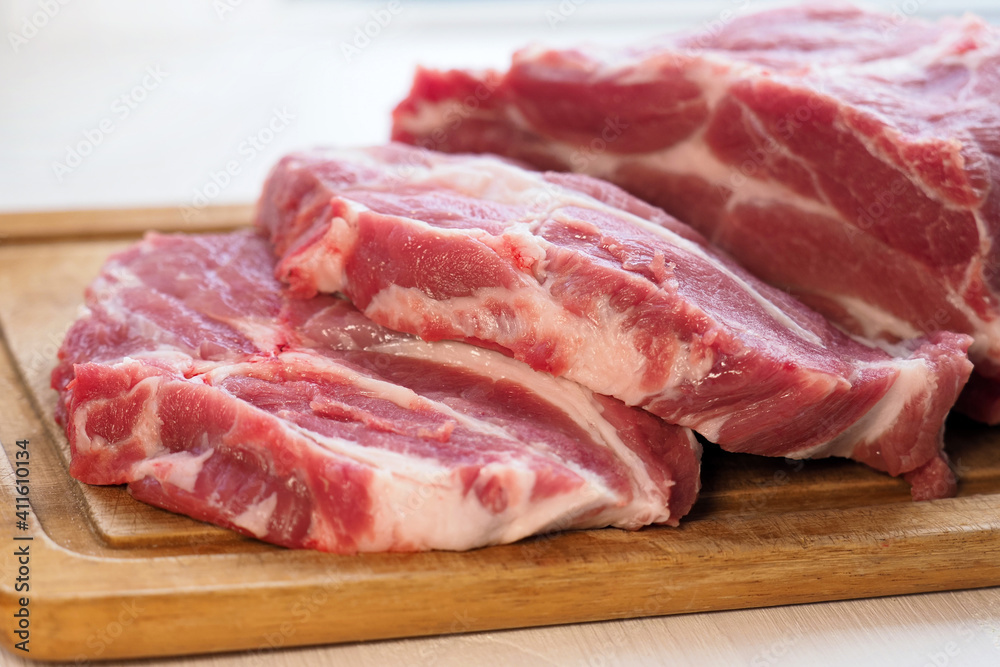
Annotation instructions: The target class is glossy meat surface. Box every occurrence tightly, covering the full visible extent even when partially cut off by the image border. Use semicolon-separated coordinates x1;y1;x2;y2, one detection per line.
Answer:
53;231;700;552
392;4;1000;422
257;144;972;499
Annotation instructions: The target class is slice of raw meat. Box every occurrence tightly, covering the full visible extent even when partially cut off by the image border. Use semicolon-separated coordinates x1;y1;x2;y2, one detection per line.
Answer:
390;4;1000;422
52;231;700;553
256;143;972;500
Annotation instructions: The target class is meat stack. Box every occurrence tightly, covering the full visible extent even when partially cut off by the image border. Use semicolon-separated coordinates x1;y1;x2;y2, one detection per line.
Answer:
53;3;993;553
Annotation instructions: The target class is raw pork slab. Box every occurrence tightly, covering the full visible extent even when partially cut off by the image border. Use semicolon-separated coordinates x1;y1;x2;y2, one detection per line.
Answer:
52;231;700;553
391;4;1000;421
255;143;972;500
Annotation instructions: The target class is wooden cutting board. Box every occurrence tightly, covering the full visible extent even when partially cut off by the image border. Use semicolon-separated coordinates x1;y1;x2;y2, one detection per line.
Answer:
1;207;999;662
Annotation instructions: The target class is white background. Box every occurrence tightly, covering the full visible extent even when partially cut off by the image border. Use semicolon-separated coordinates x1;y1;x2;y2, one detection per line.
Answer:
2;1;1000;665
1;0;997;213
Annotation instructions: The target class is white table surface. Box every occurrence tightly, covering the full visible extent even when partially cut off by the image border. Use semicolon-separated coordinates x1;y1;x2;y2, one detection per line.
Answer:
2;1;1000;665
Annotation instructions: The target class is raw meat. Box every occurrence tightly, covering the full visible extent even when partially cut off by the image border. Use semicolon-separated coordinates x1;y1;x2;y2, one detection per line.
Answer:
255;143;973;500
390;4;1000;422
52;231;701;553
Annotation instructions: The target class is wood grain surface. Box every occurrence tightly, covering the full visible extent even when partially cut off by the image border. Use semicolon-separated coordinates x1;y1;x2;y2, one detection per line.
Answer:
0;211;999;662
0;204;252;244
